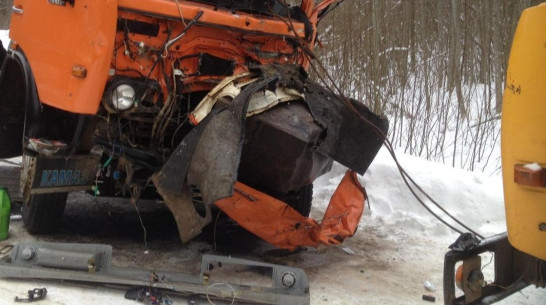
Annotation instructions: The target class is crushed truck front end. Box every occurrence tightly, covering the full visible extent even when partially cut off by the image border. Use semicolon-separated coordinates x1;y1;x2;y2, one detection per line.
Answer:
0;0;388;248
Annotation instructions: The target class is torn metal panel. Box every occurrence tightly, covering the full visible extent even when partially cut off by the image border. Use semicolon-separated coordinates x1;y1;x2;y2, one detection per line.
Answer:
152;181;211;243
215;170;366;250
190;73;303;124
150;105;221;242
190;73;254;124
187;75;280;204
256;64;389;175
189;64;386;195
0;242;310;305
245;87;304;117
152;75;280;242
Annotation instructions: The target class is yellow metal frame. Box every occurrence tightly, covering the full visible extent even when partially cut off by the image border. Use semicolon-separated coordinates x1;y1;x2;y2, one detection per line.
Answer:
501;3;546;261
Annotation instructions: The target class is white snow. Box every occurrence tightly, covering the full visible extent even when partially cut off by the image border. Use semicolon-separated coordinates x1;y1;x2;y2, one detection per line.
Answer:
523;162;542;172
0;30;9;48
314;147;506;239
0;143;544;305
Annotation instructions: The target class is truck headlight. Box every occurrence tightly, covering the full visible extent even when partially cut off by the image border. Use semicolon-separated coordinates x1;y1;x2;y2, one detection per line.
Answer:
112;84;135;111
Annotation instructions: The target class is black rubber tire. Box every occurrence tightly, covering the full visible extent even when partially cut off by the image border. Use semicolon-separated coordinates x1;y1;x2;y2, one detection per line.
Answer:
0;40;6;65
283;184;313;217
22;192;68;234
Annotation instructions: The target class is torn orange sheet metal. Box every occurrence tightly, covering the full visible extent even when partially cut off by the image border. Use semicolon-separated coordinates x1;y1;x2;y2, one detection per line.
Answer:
215;170;366;250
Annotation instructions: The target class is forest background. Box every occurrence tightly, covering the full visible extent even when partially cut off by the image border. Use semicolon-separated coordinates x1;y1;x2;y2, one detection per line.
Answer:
1;0;543;172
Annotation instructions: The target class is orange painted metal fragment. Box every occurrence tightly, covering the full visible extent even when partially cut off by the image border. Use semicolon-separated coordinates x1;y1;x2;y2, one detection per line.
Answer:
215;170;366;250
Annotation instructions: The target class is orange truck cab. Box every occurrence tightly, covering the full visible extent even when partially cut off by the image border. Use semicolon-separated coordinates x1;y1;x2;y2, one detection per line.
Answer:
0;0;388;248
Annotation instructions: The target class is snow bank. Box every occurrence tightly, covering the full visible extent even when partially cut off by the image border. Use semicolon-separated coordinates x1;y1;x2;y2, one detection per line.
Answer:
314;147;506;239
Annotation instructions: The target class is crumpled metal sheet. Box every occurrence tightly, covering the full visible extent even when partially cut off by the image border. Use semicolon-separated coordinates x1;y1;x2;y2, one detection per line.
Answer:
154;64;387;245
186;75;280;204
215;170;366;251
189;73;253;123
151;75;280;243
256;64;389;175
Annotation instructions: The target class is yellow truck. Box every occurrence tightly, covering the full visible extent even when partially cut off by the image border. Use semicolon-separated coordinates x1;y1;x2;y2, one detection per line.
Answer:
443;3;546;304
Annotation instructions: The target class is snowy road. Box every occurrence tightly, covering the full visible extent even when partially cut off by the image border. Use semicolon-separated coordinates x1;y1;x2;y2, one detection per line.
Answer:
1;148;544;304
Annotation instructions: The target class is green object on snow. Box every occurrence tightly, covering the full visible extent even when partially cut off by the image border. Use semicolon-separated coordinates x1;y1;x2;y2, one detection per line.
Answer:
0;187;11;241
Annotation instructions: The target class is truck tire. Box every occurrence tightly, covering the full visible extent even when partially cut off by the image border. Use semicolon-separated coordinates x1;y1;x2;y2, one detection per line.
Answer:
22;192;68;234
283;184;313;217
0;40;6;65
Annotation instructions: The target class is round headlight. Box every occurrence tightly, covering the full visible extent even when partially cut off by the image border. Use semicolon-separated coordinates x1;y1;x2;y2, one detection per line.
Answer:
111;84;135;111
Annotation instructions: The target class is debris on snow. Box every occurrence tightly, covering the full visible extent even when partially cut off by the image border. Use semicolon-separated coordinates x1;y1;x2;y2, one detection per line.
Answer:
339;246;356;255
422;294;436;302
424;280;437;292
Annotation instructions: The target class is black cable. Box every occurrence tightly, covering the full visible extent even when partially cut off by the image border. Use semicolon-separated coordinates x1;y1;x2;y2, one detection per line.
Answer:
310;56;485;238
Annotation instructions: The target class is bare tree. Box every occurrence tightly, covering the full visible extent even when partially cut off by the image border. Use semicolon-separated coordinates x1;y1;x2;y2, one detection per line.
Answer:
0;0;12;29
315;0;541;172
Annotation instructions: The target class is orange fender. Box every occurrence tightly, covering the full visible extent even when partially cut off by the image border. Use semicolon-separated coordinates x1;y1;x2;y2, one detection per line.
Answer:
215;170;366;250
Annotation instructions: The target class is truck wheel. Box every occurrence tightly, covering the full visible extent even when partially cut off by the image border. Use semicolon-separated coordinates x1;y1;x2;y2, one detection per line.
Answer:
22;193;68;234
283;184;313;217
0;40;6;65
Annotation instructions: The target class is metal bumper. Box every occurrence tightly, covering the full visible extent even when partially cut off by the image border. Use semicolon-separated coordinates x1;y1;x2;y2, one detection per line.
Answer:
0;242;310;305
443;232;545;305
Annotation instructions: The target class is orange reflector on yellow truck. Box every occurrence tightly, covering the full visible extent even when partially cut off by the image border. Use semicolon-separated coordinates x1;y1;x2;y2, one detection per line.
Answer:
514;164;545;188
215;170;366;250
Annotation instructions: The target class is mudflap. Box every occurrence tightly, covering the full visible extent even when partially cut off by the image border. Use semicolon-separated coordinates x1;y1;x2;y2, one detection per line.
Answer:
215;170;366;251
0;40;6;66
151;76;280;243
21;152;101;196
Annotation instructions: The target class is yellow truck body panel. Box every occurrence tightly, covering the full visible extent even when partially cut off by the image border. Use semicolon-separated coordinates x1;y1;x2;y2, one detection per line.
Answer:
501;3;546;261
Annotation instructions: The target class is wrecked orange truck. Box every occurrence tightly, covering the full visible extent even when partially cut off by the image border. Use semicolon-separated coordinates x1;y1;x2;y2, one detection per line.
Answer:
0;0;387;249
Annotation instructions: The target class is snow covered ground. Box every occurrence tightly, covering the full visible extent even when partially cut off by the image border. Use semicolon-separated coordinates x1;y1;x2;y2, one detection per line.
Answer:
1;148;544;304
0;30;8;49
0;29;544;304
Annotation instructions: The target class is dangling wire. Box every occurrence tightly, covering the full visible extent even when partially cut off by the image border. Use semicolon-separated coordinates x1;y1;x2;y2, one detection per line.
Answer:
206;283;236;305
173;0;188;27
129;177;149;251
